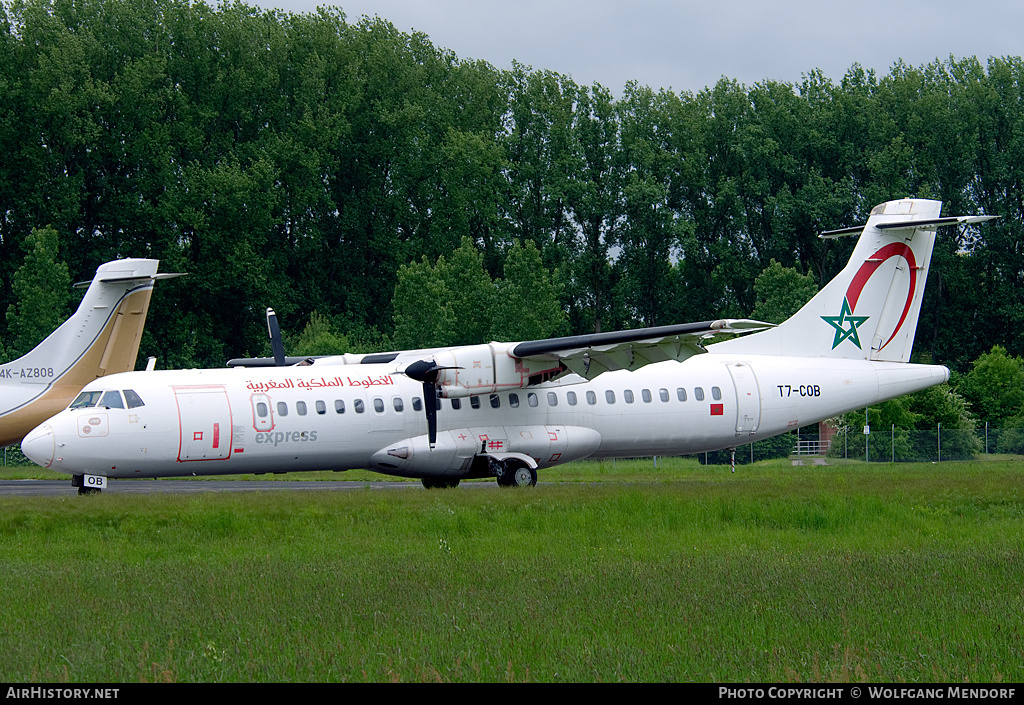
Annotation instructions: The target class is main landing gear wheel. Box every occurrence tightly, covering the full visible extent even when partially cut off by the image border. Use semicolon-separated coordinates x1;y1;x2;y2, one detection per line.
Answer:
421;478;461;489
496;462;537;488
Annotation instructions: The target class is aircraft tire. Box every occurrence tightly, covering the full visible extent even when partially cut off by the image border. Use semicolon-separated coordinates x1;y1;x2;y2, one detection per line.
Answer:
497;461;537;488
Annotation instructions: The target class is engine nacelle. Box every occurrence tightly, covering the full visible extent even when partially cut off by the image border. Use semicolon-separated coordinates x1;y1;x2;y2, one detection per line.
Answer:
428;344;563;398
370;424;602;479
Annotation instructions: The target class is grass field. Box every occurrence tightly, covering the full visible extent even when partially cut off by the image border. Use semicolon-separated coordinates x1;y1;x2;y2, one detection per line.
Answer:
1;457;1023;682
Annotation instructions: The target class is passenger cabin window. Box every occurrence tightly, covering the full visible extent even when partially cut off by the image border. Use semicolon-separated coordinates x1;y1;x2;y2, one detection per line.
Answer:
605;390;616;404
257;402;269;418
509;393;520;408
277;402;288;416
316;400;327;415
528;393;538;407
490;394;500;409
354;399;365;414
373;397;385;413
567;391;577;406
335;399;345;414
452;398;462;410
712;386;722;401
547;392;558;407
393;397;404;412
412;397;422;412
642;389;652;403
659;388;669;403
470;396;480;410
677;388;687;402
694;388;705;401
297;401;307;416
624;390;634;404
124;389;145;408
586;391;597;405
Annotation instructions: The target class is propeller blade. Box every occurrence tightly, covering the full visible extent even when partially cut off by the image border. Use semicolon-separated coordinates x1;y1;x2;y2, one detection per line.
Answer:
267;308;286;367
423;381;438;449
402;359;461;450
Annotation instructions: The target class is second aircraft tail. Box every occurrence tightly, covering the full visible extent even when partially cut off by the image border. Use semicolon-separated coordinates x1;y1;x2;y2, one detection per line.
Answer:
0;258;182;446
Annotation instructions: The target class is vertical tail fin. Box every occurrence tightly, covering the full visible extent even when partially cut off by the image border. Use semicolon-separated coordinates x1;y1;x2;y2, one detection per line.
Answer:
712;198;997;361
0;258;182;445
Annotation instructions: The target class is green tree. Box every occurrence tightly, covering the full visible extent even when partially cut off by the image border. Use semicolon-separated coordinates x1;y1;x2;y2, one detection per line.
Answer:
290;311;350;357
751;260;818;324
957;345;1024;426
613;83;680;327
392;254;456;350
500;66;577;257
491;240;566;341
908;384;981;460
394;238;567;347
565;83;621;333
4;226;71;361
392;238;493;348
440;238;496;345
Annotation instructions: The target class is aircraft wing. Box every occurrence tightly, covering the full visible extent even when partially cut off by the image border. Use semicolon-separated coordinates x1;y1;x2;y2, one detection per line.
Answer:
508;319;771;380
329;318;772;394
227;316;773;388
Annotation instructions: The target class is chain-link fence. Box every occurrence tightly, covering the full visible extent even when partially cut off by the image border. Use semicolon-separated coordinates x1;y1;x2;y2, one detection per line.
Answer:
699;424;1021;465
819;423;1021;462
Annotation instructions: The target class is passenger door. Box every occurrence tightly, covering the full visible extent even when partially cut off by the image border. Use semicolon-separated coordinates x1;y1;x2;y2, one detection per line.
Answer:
174;385;232;461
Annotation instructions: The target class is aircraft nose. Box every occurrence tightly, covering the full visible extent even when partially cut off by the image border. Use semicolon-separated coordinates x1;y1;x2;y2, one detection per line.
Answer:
21;423;55;468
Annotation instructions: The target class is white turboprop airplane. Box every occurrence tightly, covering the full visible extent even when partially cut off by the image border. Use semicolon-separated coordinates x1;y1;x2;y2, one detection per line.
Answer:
21;199;996;492
0;258;180;449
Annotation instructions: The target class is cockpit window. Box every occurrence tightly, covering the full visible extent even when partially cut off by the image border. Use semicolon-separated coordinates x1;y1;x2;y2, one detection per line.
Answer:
70;391;103;409
124;389;145;408
100;390;124;409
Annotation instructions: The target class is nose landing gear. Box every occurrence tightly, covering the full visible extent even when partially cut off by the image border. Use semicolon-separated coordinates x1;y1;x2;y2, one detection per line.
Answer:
71;474;106;495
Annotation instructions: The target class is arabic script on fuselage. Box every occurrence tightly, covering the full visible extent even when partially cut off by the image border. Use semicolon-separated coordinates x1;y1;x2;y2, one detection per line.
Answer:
245;375;395;393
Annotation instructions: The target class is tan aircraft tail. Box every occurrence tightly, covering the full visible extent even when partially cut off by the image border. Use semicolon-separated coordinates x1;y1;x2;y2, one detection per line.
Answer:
0;259;182;446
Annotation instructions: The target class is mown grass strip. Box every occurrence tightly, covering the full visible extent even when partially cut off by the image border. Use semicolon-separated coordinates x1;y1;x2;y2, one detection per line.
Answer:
1;460;1023;682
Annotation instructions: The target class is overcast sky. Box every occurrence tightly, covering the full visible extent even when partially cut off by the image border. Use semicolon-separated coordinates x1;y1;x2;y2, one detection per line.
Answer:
244;0;1024;95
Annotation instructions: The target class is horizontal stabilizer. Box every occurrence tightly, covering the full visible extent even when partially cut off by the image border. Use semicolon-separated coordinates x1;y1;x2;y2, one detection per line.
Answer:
74;272;186;288
820;214;998;238
876;215;999;232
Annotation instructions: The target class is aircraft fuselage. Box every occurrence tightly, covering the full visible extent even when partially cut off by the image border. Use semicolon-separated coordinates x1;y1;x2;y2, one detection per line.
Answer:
22;352;948;481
